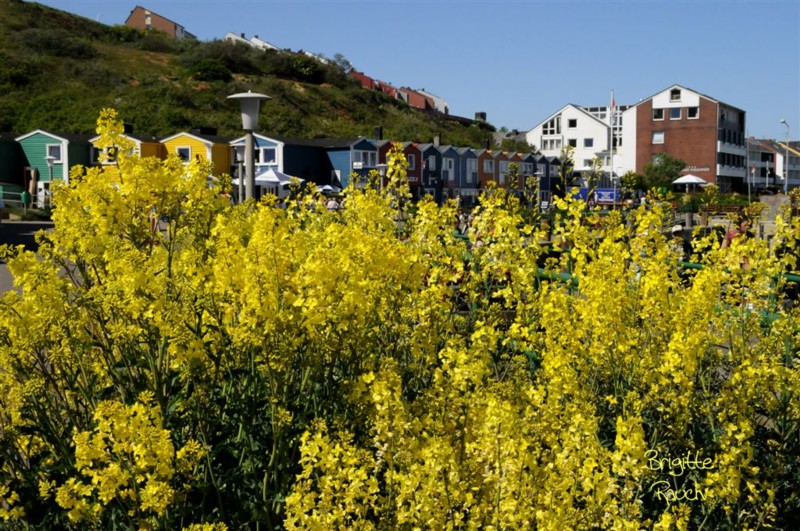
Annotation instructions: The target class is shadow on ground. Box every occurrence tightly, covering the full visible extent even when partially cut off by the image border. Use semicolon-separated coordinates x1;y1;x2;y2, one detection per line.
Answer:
0;221;53;253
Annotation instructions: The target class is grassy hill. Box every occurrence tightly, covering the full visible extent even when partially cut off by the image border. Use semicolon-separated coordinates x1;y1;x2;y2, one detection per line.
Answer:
0;0;496;147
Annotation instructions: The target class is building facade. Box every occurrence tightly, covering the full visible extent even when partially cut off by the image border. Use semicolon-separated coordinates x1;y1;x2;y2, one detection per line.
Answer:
528;85;749;191
525;104;618;172
624;85;746;191
125;6;195;39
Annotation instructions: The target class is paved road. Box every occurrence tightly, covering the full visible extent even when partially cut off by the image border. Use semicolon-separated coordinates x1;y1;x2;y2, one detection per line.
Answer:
0;221;53;293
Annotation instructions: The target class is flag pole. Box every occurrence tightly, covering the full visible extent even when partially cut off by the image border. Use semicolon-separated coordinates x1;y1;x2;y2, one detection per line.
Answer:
610;89;615;206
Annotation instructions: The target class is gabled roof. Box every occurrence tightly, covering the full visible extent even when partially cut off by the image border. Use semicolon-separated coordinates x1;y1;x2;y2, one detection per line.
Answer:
418;143;442;154
250;36;279;50
628;84;745;113
401;141;421;151
229;133;285;146
127;5;185;30
527;103;609;134
15;129;93;143
457;147;477;156
749;138;780;152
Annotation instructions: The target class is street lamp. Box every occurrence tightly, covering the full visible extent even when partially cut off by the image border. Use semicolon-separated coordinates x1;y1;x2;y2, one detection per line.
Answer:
534;170;544;212
228;91;271;201
376;163;388;191
232;149;243;204
44;155;56;208
780;119;790;193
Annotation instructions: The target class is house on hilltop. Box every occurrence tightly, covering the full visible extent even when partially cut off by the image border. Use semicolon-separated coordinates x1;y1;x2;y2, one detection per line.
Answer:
223;32;280;51
125;6;195;39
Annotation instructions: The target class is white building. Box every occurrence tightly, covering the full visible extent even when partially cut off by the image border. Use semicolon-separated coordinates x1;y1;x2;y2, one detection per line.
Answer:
526;104;629;174
416;89;449;114
223;32;280;51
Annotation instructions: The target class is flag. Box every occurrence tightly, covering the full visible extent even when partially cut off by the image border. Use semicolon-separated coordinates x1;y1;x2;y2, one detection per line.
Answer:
609;90;616;127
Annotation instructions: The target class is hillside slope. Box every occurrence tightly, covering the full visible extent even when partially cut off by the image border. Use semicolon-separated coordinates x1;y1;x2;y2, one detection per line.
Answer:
0;0;495;146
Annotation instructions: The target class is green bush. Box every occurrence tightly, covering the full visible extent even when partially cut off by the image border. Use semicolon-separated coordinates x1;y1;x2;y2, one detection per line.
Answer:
13;28;96;59
179;40;259;75
105;24;143;44
136;31;186;53
191;58;232;82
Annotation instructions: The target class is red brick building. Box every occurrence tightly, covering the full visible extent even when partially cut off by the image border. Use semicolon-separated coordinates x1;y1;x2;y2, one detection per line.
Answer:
125;6;195;39
348;70;375;91
624;85;746;191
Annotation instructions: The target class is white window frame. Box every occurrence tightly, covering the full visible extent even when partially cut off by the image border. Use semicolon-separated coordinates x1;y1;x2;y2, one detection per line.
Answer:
670;88;681;101
176;146;191;163
427;156;436;171
466;158;477;183
568;138;577;148
652;131;665;144
46;143;63;163
407;154;415;170
670;108;681;120
687;107;699;120
583;138;593;148
568;118;577;128
257;147;277;165
483;159;494;173
653;108;664;121
444;157;455;181
354;150;376;167
498;160;509;184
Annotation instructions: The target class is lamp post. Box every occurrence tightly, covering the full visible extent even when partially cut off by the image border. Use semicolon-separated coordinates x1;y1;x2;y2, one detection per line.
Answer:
376;163;388;191
44;155;56;208
228;91;271;201
534;170;544;212
780;119;790;193
232;149;244;204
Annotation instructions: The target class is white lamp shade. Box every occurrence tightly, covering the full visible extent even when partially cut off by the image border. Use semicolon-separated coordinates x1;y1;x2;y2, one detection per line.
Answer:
228;91;271;131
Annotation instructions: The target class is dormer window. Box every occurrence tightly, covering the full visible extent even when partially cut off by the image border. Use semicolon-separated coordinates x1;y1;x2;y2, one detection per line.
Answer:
670;88;681;101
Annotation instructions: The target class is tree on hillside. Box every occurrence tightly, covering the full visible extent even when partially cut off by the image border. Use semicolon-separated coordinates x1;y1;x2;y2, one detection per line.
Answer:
642;153;686;190
498;137;538;154
332;53;353;72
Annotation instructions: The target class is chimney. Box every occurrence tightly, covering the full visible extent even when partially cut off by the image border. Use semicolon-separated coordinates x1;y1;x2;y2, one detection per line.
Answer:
374;126;383;140
240;32;245;38
485;139;491;150
433;134;440;147
254;35;259;39
475;112;487;122
191;127;217;136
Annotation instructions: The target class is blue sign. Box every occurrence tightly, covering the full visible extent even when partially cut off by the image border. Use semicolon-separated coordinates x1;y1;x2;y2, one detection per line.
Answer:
595;188;618;204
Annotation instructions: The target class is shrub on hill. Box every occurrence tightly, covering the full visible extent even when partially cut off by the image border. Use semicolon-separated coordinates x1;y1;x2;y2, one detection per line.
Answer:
12;28;96;59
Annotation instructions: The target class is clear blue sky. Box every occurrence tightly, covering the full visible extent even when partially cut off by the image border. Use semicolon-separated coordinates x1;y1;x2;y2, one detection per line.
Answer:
35;0;800;141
